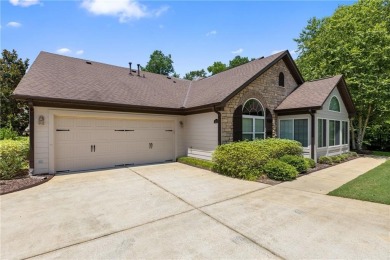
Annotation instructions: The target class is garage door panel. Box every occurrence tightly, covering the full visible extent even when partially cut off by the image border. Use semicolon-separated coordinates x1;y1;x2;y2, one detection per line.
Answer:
55;116;174;172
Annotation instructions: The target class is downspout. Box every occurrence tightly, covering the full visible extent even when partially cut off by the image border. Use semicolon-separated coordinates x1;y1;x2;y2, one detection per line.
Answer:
28;101;34;175
213;106;222;145
309;109;316;160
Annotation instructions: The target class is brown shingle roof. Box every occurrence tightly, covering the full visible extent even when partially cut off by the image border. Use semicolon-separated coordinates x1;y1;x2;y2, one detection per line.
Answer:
14;51;296;111
275;75;355;113
14;52;190;109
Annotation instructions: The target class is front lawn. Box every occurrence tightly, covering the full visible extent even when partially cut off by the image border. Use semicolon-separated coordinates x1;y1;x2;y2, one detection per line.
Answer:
371;151;390;157
328;160;390;205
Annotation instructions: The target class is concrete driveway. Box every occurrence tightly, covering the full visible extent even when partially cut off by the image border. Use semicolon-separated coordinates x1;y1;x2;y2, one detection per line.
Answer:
1;162;389;259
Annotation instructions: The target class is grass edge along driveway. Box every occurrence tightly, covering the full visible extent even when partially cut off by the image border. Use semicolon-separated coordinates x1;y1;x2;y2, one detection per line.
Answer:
329;160;390;205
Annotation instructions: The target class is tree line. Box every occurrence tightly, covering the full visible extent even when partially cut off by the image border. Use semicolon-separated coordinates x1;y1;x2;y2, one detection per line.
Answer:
143;50;255;80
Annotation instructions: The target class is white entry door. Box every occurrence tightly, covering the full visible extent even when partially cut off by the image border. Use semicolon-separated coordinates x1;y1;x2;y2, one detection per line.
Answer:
54;116;174;172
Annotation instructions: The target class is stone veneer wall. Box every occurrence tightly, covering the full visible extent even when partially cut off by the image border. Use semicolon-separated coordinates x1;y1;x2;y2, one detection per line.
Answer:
221;59;298;144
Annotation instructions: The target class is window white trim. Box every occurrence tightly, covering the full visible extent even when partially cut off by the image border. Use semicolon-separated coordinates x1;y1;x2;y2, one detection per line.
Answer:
242;115;265;140
328;119;343;147
317;118;327;148
329;95;341;113
242;98;265;116
278;118;310;148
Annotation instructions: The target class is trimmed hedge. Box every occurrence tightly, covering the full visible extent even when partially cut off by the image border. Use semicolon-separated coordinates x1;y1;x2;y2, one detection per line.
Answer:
263;159;299;181
304;158;316;169
177;156;214;170
280;155;308;173
0;138;29;179
212;138;303;180
318;152;358;165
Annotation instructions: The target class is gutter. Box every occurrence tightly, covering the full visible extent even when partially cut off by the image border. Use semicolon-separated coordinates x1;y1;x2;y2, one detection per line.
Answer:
28;101;34;174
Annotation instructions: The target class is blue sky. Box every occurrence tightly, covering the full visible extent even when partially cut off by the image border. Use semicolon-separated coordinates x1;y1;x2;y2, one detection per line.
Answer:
1;0;355;76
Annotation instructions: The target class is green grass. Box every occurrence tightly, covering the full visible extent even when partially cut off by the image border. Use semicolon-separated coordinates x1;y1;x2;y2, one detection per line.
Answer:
177;156;215;171
371;151;390;157
328;160;390;205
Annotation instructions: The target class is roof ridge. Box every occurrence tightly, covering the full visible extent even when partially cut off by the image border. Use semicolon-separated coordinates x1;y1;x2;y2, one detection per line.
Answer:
306;75;340;82
182;80;193;108
201;50;288;81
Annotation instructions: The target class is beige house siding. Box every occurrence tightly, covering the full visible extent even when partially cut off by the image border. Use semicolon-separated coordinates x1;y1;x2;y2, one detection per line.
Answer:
315;87;350;159
184;112;218;160
220;59;299;143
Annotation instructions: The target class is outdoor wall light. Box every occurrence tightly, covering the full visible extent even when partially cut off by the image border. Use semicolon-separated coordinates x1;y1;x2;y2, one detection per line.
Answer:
38;115;45;125
179;121;184;128
214;119;219;124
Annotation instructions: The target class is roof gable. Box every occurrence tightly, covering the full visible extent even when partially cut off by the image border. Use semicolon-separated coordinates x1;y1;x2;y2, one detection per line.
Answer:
275;75;356;115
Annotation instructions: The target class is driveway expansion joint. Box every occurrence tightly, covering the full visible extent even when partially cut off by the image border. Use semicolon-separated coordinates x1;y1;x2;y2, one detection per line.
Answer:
129;168;284;259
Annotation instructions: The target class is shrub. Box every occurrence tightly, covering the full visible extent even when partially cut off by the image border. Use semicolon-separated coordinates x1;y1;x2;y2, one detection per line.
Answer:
177;156;214;170
263;159;299;181
339;154;349;161
347;151;358;157
0;127;19;140
304;158;316;169
318;156;333;165
212;141;269;180
331;155;342;163
212;139;303;180
255;138;303;158
280;155;308;173
0;139;29;179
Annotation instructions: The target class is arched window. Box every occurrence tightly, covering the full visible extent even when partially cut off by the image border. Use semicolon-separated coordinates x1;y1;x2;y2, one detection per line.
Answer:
329;96;340;112
278;72;284;87
242;99;265;140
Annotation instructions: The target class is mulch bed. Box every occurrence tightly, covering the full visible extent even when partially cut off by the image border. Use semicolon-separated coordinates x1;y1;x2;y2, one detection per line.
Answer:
256;156;360;185
0;174;54;195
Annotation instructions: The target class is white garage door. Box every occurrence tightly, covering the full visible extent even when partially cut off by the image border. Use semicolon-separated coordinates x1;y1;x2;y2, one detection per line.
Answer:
54;116;175;172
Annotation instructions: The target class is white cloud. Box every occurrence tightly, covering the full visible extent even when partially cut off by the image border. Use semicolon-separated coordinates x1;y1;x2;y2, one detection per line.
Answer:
81;0;167;22
206;30;217;36
154;6;169;17
7;21;22;27
76;50;84;55
9;0;40;7
57;48;72;54
271;50;284;55
231;48;243;55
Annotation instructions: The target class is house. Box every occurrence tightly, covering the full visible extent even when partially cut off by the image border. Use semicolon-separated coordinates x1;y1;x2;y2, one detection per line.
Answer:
13;50;355;174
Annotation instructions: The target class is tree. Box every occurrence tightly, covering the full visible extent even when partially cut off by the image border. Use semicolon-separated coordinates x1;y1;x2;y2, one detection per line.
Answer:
294;0;390;150
144;50;175;76
0;49;29;134
184;69;207;80
229;56;250;68
207;61;227;75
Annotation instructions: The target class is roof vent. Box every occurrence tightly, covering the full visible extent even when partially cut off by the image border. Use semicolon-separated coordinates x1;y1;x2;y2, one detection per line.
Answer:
173;80;176;83
86;61;92;64
259;56;264;59
129;62;133;75
167;76;171;79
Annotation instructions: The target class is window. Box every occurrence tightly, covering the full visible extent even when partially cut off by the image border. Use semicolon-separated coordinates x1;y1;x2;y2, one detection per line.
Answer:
279;119;309;147
342;121;348;144
318;119;327;148
329;120;341;146
242;99;265;140
278;72;285;87
329;96;340;112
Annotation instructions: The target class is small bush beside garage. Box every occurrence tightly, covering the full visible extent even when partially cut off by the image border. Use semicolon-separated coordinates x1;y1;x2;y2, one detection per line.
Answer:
212;138;303;181
0;138;29;180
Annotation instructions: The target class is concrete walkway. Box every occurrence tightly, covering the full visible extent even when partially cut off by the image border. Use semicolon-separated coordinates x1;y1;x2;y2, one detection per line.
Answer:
278;156;387;194
1;160;389;259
